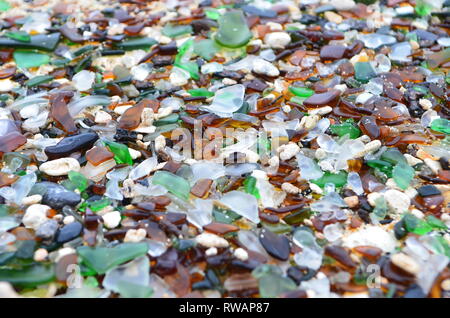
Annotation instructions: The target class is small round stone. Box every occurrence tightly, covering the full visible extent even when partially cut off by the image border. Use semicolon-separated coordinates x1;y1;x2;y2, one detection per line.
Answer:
23;204;50;230
56;222;83;243
264;32;291;49
195;233;229;248
102;211;122;229
39;158;81;176
33;248;49;262
124;228;147;242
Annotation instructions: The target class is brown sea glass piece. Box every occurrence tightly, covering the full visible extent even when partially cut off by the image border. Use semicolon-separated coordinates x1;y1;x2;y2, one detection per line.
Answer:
337;62;354;77
50;94;78;134
204;222;239;235
374;105;401;122
320;45;347;61
190;178;213;198
85;146;114;166
289;50;306;65
60;24;85;43
0;66;16;79
118;99;157;130
118;102;145;130
303;89;340;108
353;246;382;261
359;116;380;139
0;172;18;187
0;132;27;157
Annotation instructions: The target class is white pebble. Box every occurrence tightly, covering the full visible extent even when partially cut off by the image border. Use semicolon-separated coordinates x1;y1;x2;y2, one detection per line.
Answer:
23;204;50;230
234;248;249;261
424;158;442;174
282;182;300;194
0;282;20;298
39;158;80;176
391;253;420;275
205;247;218;256
22;194;42;206
264;32;291;49
252;59;280;77
95;110;112;124
63;215;75;225
404;154;423;166
33;248;48;262
72;70;96;91
419;99;432;110
196;233;229;248
102;211;122;229
124;228;147;242
279;142;300;161
384;189;410;214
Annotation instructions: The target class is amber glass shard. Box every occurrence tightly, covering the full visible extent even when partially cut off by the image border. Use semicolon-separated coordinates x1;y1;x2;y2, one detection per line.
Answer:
118;99;156;130
50;94;78;134
203;222;239;235
0;132;27;157
303;90;341;108
190;178;213;198
86;146;115;166
0;171;18;187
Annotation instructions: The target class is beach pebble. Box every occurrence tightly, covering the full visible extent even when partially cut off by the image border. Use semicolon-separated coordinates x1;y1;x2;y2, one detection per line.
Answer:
196;233;229;248
39;158;80;176
264;32;291;49
23;204;50;230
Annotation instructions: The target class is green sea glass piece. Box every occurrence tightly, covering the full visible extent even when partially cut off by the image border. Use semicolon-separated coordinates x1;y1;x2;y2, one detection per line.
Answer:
114;37;157;51
103;140;133;165
77;242;148;275
392;162;414;190
0;33;60;51
162;24;192;38
193;39;219;61
330;122;361;139
430;118;450;134
152;170;190;200
311;171;348;188
243;176;260;198
403;214;432;235
289;86;314;98
215;10;252;48
68;170;88;192
174;39;199;80
0;264;55;287
188;88;214;98
13;50;50;68
354;62;376;83
25;75;53;87
5;31;30;43
0;0;11;11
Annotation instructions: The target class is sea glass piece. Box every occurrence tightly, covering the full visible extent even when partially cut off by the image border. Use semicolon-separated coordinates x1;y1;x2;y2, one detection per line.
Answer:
303;90;340;108
103;140;133;165
215;10;252;48
204;84;245;117
103;256;152;298
354;62;376;83
162;24;192;38
219;190;260;224
289;86;314;98
0;33;60;51
0;264;55;287
430;118;450;134
50;94;78;134
152;171;190;200
311;171;348;188
13;50;50;68
77;242;148;275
